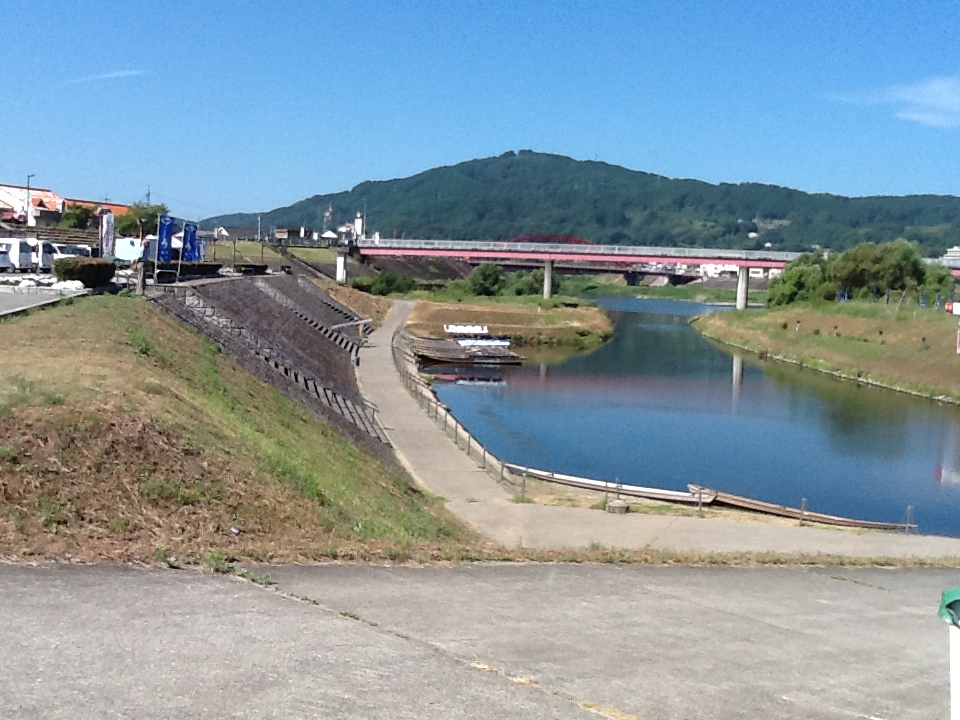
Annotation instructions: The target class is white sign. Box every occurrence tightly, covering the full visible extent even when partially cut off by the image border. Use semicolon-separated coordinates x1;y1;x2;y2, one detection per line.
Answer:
444;324;489;335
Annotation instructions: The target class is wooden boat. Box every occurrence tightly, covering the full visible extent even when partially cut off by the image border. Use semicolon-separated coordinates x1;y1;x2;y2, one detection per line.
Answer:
506;463;716;504
688;484;916;531
410;336;524;365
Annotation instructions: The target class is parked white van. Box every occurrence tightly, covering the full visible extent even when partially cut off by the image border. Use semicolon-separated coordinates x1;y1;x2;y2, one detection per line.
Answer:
0;242;14;272
38;242;57;272
3;238;38;272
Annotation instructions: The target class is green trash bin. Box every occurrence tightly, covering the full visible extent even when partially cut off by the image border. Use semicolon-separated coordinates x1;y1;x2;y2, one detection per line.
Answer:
940;587;960;627
939;587;960;720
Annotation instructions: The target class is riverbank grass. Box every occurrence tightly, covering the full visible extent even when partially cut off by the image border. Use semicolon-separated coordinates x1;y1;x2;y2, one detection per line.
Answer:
693;300;960;400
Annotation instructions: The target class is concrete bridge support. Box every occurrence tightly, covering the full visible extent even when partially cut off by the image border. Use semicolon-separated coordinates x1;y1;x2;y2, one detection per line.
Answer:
543;259;554;299
735;266;749;310
624;271;642;287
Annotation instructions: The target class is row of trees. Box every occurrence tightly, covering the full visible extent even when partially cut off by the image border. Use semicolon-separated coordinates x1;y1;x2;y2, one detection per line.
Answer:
767;239;955;306
59;202;169;236
355;263;558;298
461;263;559;297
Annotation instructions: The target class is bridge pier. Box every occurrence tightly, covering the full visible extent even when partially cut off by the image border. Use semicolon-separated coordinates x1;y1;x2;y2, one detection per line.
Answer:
543;259;554;299
624;271;641;287
736;266;749;310
336;250;349;284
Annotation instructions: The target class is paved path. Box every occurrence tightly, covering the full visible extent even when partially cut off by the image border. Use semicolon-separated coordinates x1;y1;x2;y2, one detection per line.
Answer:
358;301;960;559
0;287;81;317
3;563;954;719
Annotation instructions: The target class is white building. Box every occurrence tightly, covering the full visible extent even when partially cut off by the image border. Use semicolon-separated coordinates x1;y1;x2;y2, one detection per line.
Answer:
0;184;65;227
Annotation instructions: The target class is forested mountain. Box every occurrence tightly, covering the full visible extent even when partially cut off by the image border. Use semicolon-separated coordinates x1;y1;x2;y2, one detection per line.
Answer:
204;151;960;255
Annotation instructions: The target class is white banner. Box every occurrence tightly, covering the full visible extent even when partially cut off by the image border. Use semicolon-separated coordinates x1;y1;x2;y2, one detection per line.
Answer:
101;212;115;257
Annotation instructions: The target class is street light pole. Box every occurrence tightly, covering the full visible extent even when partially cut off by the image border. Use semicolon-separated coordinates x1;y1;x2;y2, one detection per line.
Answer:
25;173;35;227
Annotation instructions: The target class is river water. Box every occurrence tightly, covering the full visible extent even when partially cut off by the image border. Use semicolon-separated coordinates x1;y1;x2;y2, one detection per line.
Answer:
430;297;960;537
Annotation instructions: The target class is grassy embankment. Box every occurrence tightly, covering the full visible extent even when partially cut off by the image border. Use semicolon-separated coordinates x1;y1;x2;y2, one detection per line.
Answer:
207;240;282;264
286;246;338;264
0;295;480;565
694;300;960;401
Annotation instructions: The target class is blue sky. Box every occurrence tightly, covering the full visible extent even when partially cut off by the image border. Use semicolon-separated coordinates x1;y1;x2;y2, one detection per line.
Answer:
4;1;960;219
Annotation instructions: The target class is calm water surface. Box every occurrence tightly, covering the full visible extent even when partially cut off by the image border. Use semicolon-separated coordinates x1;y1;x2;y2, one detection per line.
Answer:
431;297;960;537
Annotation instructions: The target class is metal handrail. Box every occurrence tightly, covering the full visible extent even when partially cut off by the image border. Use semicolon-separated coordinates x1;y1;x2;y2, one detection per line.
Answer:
390;328;520;491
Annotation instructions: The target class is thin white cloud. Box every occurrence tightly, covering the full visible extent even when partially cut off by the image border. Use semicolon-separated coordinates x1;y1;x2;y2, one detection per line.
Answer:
835;75;960;128
65;69;147;85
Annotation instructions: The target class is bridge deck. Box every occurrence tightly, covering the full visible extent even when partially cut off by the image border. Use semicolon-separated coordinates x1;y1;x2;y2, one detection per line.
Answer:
356;239;801;268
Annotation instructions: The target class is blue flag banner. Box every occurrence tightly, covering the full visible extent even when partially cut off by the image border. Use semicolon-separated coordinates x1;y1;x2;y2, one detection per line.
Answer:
936;292;942;310
920;292;927;309
157;215;175;263
182;222;199;262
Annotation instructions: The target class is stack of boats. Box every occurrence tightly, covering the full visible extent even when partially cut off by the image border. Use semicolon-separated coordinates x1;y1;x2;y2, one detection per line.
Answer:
409;324;524;365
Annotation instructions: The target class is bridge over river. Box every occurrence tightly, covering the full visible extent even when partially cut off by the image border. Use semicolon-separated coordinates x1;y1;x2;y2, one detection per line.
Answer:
354;238;802;308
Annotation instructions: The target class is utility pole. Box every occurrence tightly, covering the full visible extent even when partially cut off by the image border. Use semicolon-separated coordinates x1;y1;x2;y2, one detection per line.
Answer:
146;185;151;205
25;173;35;227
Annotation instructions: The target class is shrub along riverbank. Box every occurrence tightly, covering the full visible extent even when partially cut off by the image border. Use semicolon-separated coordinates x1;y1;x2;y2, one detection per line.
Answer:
693;300;960;401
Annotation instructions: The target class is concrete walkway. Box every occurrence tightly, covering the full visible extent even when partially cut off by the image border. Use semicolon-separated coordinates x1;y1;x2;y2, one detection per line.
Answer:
7;563;953;719
357;301;960;559
0;286;86;318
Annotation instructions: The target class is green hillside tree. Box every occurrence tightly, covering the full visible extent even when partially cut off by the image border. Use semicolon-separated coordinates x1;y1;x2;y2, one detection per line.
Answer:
468;264;506;296
58;203;97;230
116;202;170;237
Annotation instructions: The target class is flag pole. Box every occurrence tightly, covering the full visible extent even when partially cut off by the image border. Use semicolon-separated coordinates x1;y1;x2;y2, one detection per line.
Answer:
176;219;185;280
152;214;161;286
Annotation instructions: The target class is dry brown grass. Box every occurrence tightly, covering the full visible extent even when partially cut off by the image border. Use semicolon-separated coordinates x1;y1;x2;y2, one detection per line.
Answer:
310;278;393;328
0;404;341;563
0;296;480;565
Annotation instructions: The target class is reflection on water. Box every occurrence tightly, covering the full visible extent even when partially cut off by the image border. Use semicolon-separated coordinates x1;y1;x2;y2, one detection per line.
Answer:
431;297;960;536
